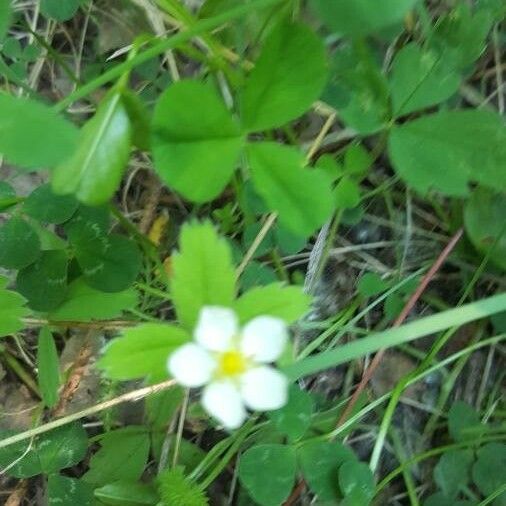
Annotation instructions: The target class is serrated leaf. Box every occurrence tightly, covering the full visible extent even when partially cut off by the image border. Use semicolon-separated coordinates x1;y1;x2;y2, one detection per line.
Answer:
324;44;390;134
98;323;189;380
247;142;334;236
16;249;68;311
41;0;81;21
268;385;314;441
23;183;79;224
0;276;29;337
298;441;356;501
434;449;473;498
84;427;150;486
171;221;236;330
50;278;137;321
0;423;88;478
313;0;417;37
37;327;60;408
47;475;94;506
0;93;79;169
0;215;41;269
472;443;506;505
152;80;243;202
94;481;159;506
464;188;506;271
239;444;296;506
389;43;461;116
240;20;327;131
388;110;506;196
234;283;310;324
52;91;132;205
68;222;141;292
158;467;209;506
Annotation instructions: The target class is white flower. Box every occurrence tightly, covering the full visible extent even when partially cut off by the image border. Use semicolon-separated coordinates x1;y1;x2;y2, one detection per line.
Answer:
168;306;289;429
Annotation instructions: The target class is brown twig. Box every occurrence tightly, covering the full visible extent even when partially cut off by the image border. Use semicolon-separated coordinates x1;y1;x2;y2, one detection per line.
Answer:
5;480;28;506
283;228;464;506
51;335;94;418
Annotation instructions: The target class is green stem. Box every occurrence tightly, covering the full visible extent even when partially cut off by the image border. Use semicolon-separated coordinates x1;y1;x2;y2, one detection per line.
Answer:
54;0;285;112
285;292;506;380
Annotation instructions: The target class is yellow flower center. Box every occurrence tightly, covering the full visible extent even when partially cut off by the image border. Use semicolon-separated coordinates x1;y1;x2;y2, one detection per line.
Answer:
219;350;247;376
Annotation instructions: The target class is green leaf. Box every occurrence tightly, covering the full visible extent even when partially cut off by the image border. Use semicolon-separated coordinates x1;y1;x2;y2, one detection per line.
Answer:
240;20;327;131
122;90;151;150
94;481;159;506
424;493;477;506
0;94;79;169
0;276;29;337
37;327;60;408
344;143;372;177
0;0;12;41
0;181;17;211
388;110;506;196
50;278;137;321
268;385;314;441
235;283;310;324
324;44;390;134
434;449;473;498
239;444;297;506
152;80;243;202
464;188;506;271
338;461;375;502
334;176;360;209
448;401;485;442
0;423;88;478
52;91;132;205
0;215;41;269
98;323;189;380
432;5;492;70
313;0;417;37
41;0;81;21
48;475;94;506
16;250;68;311
472;443;506;505
146;387;184;430
68;223;141;293
84;427;150;486
389;43;461;116
247;142;334;236
158;467;209;506
171;221;236;330
358;272;389;297
298;441;356;501
23;183;79;224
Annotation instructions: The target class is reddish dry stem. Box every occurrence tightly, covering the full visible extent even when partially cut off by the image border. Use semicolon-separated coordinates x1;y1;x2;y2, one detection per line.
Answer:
283;227;464;506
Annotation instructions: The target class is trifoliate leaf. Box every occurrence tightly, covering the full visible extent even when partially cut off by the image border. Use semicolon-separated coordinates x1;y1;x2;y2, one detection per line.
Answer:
0;93;79;169
0;215;41;269
152;80;243;202
23;183;79;224
240;20;327;131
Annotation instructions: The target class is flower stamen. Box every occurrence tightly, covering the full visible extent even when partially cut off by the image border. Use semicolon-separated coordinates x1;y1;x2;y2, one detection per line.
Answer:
218;350;247;377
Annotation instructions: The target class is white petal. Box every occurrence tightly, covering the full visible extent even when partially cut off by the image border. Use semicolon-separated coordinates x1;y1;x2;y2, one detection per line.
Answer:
240;316;288;363
194;306;239;352
202;381;246;429
240;366;289;411
167;343;216;387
